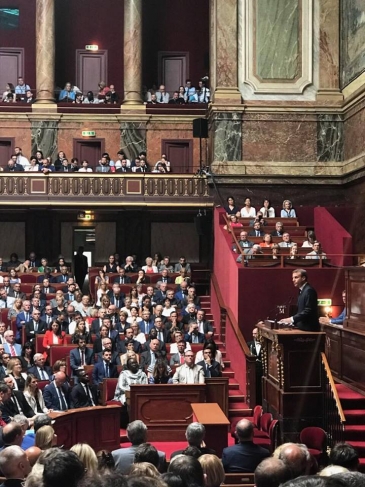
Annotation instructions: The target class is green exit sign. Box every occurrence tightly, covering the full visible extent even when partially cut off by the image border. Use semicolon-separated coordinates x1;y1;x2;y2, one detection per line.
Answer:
318;299;332;306
82;130;96;137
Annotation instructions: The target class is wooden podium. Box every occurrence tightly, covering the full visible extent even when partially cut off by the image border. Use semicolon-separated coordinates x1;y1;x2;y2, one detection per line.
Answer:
257;323;325;442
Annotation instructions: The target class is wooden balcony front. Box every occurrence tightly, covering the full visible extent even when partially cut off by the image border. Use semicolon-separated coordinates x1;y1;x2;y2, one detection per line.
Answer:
0;174;212;207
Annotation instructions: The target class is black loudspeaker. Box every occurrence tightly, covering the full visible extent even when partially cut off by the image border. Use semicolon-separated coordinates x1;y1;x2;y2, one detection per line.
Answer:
193;118;208;138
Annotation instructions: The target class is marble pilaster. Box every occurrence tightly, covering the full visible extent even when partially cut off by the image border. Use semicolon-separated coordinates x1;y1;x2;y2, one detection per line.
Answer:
317;115;343;162
211;112;242;163
35;0;55;105
317;0;343;101
123;0;143;105
31;121;58;159
120;121;147;159
210;0;241;103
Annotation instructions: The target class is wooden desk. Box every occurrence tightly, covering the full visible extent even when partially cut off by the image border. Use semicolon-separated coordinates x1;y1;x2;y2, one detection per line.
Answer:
191;403;230;456
49;405;121;450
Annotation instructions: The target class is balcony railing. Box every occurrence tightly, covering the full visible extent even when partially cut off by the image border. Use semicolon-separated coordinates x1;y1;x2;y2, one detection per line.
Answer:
0;173;212;206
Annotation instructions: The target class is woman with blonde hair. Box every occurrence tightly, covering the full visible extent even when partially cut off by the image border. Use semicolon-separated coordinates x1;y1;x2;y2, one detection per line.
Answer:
35;425;57;450
129;462;160;478
71;443;98;475
24;374;50;413
7;357;27;391
198;454;225;487
7;298;23;320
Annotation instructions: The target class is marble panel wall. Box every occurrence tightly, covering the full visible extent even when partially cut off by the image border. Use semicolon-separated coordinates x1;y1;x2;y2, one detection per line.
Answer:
212;113;242;162
151;222;199;263
343;100;365;162
0;223;25;260
95;223;116;263
256;0;299;80
242;113;317;162
120;122;147;160
0;120;32;158
317;115;343;162
31;121;58;159
341;0;365;87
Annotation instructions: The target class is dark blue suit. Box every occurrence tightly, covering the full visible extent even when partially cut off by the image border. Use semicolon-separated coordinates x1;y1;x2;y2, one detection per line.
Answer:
69;347;95;376
28;365;53;381
293;283;320;331
139;320;155;334
55;274;69;283
92;361;118;385
222;441;270;473
185;332;205;343
43;382;70;410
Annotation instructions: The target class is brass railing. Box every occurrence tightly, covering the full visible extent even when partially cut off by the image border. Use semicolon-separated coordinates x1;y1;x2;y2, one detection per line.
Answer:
321;352;346;446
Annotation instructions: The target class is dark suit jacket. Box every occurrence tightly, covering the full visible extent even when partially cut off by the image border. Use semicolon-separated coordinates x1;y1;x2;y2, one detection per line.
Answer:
247;341;262;361
222;441;270;473
185;331;205;343
140;350;166;368
115;167;131;173
196;360;222;377
152;328;172;343
55;274;70;283
92;361;118;384
90;318;103;335
117;339;141;354
0;391;35;422
8;290;26;300
71;383;98;408
143;339;166;353
96;351;120;366
293;283;320;331
248;230;265;237
160;277;173;284
271;231;284;237
113;275;132;284
25;320;47;341
197;320;214;334
154;290;167;304
93;336;117;354
69;347;95;375
41;286;56;294
28;365;52;381
43;382;70;410
139;320;155;334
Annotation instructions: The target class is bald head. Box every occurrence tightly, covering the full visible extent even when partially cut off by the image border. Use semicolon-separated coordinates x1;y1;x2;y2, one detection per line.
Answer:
278;443;310;479
26;446;42;466
2;422;23;446
255;457;291;487
0;445;31;478
235;419;254;442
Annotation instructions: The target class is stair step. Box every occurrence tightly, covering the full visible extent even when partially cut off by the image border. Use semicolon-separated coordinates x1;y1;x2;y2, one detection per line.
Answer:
229;402;249;410
223;370;235;378
343;410;365;425
229;394;246;403
344;425;365;440
223;360;231;367
346;441;365;456
229;379;240;390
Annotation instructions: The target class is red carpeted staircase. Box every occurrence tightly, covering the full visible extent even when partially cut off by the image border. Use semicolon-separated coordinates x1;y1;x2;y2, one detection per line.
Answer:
199;295;251;422
336;384;365;472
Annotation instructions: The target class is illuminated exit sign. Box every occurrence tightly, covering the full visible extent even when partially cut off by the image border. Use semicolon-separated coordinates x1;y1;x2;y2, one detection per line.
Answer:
85;45;98;51
82;130;96;137
318;299;332;306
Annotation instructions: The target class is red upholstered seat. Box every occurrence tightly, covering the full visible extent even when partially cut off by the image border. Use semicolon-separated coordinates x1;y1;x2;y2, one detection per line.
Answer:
1;309;10;326
101;378;120;406
19;283;35;295
299;427;327;460
18;274;38;283
253;412;273;438
35;334;45;353
230;405;263;438
254;419;279;452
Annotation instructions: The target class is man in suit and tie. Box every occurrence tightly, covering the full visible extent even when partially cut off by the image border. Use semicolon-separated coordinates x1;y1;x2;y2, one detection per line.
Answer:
170;340;188;366
55;266;71;283
1;376;36;423
279;269;320;332
246;327;264;404
43;371;70;411
8;283;26;300
3;330;22;357
160;269;172;284
25;310;47;343
117;328;142;354
91;309;107;335
64;283;77;303
28;353;52;381
0;287;15;309
278;232;295;248
15;300;32;343
152;317;171;343
113;268;132;284
197;348;222;378
173;351;205;384
139;310;154;335
140;339;166;369
175;281;189;304
71;369;98;408
41;305;54;327
271;222;284;237
196;309;213;336
41;278;56;295
92;349;118;385
185;322;205;344
154;282;168;305
95;337;120;366
69;337;95;378
248;222;265;237
107;283;125;309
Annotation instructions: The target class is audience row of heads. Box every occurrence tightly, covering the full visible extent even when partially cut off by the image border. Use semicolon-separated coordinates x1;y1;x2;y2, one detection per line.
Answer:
227;196;295;210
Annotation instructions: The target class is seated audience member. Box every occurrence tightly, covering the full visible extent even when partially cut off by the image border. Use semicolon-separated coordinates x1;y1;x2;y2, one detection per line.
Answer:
130;322;146;345
59;82;76;102
320;290;346;326
20;342;35;371
225;196;241;217
117;327;142;354
83;91;99;104
115;159;131;173
196;309;213;336
196;348;222;378
4;157;24;172
71;443;98;476
96;155;111;173
254;457;291;487
13;414;35;450
23;374;50;414
288;244;300;260
8;299;24;323
25;309;47;343
78;159;93;172
302;230;317;247
93;327;113;354
103;255;120;274
171;422;216;459
112;420;166;474
7;358;27;391
224;214;243;231
152;316;171;343
0;288;15;309
1;375;36;423
259;198;276;218
162;298;176;318
272;244;280;259
134;443;161;471
198;454;225;487
281;199;297;218
134;158;149;173
3;330;22;356
43;371;70;411
96;337;119;364
240;197;256;218
109;84;119;104
168;456;205;487
0;445;31;484
235;231;254;251
152;162;167;173
148;358;172;384
328;442;359;471
196;80;210;103
119;347;139;369
123;255;139;273
185;322;205;344
222;419;270;472
92;348;118;385
159;256;174;273
70;336;95;378
278;233;295;248
170;340;187;366
174;256;191;274
248;221;265;237
42;448;85;487
154;155;171;173
71;369;98;408
260;233;274;248
15;77;31;95
177;85;187;103
42;321;66;358
271;222;284;237
140;339;166;369
173;351;205;384
185;79;197;103
113;357;148;404
277;442;311;479
98;80;110;97
1;422;24;448
96;449;116;471
72;320;92;344
169;91;184;104
305;241;327;260
156;84;169;103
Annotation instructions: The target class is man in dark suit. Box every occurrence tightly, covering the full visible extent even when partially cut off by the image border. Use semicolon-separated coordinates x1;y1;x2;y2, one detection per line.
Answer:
117;328;142;354
7;283;26;300
69;337;95;378
90;309;107;335
140;339;166;369
196;349;222;378
271;222;284;237
28;353;52;381
92;349;118;385
154;282;168;305
196;309;213;336
25;310;47;342
41;278;56;295
55;266;71;283
95;337;120;366
279;269;320;331
139;310;155;335
43;372;70;411
107;284;125;309
152;317;171;343
222;419;270;472
73;246;88;289
170;422;216;459
185;322;205;344
247;326;263;405
113;268;132;284
1;376;36;423
160;269;172;284
248;222;265;237
71;369;98;408
63;283;77;303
